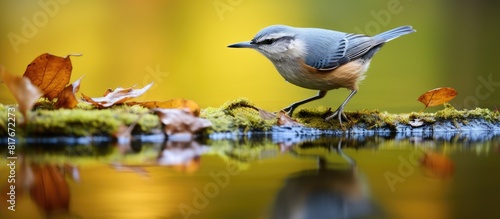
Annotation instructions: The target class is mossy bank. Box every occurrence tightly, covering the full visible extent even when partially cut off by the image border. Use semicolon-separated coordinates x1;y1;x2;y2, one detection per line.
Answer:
1;98;499;138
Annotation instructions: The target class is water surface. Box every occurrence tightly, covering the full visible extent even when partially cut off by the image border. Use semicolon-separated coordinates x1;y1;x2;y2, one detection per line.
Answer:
1;131;499;219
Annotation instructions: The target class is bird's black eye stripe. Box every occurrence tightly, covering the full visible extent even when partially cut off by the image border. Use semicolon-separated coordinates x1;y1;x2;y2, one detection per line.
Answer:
257;38;276;45
255;36;294;45
261;39;275;45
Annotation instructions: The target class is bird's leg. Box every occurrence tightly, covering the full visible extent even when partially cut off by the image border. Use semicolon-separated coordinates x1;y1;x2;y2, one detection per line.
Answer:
332;138;356;169
281;90;327;115
325;90;357;125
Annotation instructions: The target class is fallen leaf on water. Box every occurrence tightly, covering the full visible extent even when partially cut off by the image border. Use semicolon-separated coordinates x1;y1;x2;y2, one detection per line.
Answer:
153;108;212;137
277;111;303;126
127;98;200;116
421;152;454;179
82;82;154;107
23;53;80;100
1;67;43;122
54;76;84;109
417;87;457;111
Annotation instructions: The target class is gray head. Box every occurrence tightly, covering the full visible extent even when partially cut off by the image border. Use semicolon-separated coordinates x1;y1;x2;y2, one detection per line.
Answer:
228;25;305;61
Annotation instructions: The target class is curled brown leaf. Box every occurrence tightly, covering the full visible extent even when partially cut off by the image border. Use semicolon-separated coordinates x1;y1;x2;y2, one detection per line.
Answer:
153;108;212;137
54;76;84;109
277;111;303;126
1;67;43;122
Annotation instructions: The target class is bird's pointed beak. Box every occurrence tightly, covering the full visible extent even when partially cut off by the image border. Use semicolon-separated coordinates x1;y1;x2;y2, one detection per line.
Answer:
227;41;256;48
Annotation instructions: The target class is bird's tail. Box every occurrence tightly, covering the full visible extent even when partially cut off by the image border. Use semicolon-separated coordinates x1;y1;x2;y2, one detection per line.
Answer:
373;26;415;42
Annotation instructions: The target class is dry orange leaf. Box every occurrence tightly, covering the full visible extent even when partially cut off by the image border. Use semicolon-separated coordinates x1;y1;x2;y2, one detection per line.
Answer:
417;87;457;110
257;108;303;126
1;67;43;122
277;111;303;126
82;82;154;107
126;98;200;116
23;53;80;100
153;108;212;136
54;76;84;109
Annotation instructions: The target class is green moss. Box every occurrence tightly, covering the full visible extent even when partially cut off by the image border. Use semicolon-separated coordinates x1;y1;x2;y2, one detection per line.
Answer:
25;104;161;137
0;103;23;136
201;99;499;132
294;103;499;130
408;111;436;123
405;104;499;126
434;103;497;121
200;98;275;133
1;99;499;137
0;104;7;136
295;108;400;130
294;107;339;129
406;105;498;131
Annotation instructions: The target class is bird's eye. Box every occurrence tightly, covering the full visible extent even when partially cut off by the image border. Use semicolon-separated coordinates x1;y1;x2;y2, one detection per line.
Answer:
260;39;275;45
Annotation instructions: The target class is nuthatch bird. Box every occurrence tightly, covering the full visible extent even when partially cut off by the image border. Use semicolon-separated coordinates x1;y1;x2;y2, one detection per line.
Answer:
228;25;415;124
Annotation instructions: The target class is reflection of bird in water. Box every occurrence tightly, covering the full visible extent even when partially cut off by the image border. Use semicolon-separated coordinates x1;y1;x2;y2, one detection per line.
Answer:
271;140;382;219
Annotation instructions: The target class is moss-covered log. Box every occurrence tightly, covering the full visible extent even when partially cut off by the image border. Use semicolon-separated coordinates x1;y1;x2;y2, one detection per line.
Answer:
204;98;500;137
1;98;499;140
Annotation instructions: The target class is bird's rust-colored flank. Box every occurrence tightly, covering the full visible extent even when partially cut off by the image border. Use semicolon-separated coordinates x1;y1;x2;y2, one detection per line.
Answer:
301;59;368;91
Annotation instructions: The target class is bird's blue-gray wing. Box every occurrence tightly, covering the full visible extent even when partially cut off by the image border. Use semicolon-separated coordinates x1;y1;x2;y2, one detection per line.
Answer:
306;34;379;71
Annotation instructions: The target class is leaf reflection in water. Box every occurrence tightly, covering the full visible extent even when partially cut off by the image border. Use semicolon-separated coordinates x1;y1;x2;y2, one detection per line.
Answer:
111;139;210;175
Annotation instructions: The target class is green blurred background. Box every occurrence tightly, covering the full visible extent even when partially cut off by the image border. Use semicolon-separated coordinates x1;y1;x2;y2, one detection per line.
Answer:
1;0;499;113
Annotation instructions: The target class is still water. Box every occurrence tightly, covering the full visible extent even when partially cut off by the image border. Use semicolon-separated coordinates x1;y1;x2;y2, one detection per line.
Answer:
1;131;499;219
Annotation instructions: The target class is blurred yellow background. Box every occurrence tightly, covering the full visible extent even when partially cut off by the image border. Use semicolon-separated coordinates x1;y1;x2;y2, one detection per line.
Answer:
1;0;499;113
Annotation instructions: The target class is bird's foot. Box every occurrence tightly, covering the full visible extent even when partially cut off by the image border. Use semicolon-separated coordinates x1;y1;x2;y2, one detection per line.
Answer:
325;107;350;126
